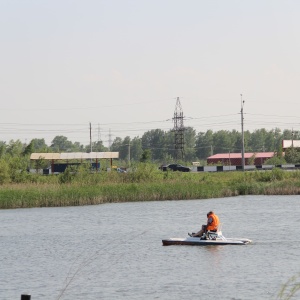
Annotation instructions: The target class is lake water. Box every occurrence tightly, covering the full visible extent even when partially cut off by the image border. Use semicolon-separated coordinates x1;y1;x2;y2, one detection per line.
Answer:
1;195;300;300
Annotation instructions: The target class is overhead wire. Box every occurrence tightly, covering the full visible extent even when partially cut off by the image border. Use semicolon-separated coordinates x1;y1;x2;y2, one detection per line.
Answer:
0;110;299;145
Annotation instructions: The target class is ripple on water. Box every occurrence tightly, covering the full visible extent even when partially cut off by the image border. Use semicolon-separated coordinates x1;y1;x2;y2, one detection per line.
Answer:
1;195;300;299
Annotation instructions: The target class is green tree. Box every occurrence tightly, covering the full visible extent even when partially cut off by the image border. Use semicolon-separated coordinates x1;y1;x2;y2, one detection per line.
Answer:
213;130;232;154
0;141;6;158
248;129;267;152
31;138;49;152
130;137;143;161
90;141;107;152
195;130;213;160
7;156;29;183
265;128;282;152
0;159;10;184
111;137;123;153
243;130;251;152
141;129;166;160
6;140;23;156
140;149;152;163
34;157;48;172
72;142;84;152
285;147;300;164
23;141;35;156
229;130;242;153
184;127;196;161
110;136;131;161
120;136;131;161
163;130;175;160
51;136;73;152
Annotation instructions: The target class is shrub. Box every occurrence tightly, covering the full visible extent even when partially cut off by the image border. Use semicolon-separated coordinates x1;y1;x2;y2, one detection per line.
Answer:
7;156;30;183
127;162;162;182
252;168;284;182
58;167;76;184
0;159;10;184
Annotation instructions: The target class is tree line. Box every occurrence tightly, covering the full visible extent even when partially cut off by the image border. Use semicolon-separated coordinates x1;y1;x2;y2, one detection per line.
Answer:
1;127;300;164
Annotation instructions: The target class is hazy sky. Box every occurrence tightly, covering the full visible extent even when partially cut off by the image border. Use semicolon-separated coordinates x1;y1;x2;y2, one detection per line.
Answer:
1;0;300;146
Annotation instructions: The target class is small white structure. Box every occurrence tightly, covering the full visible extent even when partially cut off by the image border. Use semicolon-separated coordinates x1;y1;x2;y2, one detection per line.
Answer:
282;140;300;149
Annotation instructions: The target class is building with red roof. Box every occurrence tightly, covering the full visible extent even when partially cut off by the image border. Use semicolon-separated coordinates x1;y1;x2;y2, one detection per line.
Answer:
207;152;275;166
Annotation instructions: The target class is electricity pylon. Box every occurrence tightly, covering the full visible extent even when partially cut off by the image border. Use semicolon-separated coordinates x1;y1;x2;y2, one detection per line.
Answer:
172;97;185;160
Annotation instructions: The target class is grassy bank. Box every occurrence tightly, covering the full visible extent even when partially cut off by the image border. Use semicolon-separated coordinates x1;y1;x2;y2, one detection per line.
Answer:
1;166;300;209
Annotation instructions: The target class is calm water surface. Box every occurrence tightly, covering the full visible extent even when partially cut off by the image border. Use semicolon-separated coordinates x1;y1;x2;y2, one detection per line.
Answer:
1;195;300;300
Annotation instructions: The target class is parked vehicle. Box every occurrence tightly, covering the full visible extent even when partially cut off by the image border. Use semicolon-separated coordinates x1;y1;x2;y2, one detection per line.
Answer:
117;168;127;173
161;163;191;172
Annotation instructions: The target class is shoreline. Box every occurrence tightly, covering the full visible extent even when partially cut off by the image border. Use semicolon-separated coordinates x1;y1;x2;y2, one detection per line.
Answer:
1;169;300;209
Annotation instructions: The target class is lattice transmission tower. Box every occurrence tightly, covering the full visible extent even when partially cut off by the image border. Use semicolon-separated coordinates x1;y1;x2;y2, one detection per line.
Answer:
172;97;185;160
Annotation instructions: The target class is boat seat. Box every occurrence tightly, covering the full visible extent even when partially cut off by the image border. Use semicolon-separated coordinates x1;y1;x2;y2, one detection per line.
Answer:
206;230;222;240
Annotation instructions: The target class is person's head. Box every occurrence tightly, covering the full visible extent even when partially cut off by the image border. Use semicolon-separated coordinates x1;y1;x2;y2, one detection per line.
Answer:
207;211;214;217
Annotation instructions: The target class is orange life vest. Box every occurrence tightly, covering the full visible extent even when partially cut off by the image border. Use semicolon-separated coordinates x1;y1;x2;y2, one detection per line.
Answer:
206;213;220;231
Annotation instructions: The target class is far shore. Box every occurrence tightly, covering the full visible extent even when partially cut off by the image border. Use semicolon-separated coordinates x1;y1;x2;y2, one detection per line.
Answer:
1;168;300;209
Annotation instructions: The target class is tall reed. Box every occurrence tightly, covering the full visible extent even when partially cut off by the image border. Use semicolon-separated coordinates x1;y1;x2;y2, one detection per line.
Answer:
1;166;300;209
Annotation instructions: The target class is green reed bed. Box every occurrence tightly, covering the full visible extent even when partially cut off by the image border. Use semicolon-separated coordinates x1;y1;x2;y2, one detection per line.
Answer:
1;168;300;209
0;180;228;209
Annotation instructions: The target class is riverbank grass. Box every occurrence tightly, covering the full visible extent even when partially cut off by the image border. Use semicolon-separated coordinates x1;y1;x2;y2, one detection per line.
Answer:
1;168;300;209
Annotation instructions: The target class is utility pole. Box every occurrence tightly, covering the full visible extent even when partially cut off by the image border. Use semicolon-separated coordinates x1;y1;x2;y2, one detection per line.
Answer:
98;123;101;143
128;142;130;166
240;94;245;171
172;97;185;160
90;122;92;153
108;128;112;151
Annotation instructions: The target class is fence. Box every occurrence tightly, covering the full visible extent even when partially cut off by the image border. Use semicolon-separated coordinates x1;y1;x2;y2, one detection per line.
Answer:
196;164;300;172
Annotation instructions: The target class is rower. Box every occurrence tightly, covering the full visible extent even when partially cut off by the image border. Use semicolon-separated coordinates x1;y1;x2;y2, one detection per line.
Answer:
189;211;220;238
